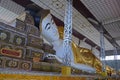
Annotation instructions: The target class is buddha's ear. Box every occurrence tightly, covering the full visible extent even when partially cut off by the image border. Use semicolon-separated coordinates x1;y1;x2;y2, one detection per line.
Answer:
38;10;50;32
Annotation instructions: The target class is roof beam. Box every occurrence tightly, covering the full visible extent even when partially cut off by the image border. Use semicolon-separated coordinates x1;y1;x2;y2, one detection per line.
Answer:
88;18;120;49
114;37;120;41
105;49;120;56
102;17;120;25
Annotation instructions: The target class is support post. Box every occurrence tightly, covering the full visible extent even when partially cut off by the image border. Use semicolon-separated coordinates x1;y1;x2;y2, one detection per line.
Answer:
99;24;106;75
62;0;73;76
63;0;73;66
114;47;118;77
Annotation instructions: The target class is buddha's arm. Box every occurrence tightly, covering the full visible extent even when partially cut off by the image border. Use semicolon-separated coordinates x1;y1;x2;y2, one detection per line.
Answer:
71;41;103;73
58;26;103;72
71;42;94;66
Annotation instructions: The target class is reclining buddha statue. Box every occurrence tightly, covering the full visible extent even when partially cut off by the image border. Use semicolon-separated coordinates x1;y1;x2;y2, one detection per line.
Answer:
39;10;96;73
10;3;112;74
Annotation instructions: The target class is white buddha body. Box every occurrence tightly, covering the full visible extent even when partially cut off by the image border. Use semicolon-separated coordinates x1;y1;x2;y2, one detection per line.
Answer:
40;12;96;73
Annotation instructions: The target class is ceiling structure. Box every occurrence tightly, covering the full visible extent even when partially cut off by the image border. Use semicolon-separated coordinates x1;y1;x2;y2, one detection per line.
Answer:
30;0;113;50
81;0;120;49
0;0;120;58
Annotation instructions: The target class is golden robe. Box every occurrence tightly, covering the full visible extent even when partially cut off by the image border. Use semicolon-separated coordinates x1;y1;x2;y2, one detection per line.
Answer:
58;26;102;73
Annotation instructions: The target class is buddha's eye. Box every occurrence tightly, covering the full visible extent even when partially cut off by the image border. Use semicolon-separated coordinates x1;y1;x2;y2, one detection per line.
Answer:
45;23;51;30
47;25;50;30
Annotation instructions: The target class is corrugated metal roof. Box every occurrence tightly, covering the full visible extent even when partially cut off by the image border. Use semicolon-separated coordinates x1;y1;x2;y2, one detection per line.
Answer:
81;0;120;22
104;21;120;38
0;0;24;23
81;0;120;47
0;6;18;22
0;0;24;14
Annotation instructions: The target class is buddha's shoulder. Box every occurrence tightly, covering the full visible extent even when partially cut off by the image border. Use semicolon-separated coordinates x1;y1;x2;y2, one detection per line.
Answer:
71;41;80;49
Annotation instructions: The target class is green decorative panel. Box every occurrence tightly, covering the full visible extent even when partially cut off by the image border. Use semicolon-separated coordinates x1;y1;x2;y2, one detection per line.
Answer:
13;35;26;46
0;30;10;43
25;48;44;61
27;35;43;49
26;24;40;36
5;59;18;68
19;61;32;71
16;19;26;33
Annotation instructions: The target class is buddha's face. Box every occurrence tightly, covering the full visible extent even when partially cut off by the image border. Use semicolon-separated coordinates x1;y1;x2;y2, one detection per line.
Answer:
41;13;59;42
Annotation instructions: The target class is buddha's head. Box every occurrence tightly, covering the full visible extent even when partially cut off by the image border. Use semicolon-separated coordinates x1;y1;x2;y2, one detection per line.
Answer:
39;10;59;43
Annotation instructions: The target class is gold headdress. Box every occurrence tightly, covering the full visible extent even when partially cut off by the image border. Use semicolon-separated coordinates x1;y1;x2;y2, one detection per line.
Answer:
25;3;50;32
37;10;50;32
